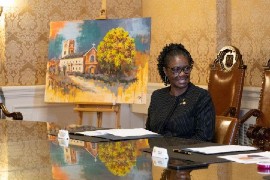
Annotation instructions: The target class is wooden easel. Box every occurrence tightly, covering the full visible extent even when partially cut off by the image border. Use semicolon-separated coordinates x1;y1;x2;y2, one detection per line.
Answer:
97;0;107;20
73;1;121;128
74;102;121;128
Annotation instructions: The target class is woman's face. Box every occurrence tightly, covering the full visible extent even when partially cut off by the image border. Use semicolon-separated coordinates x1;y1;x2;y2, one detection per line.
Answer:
163;54;192;90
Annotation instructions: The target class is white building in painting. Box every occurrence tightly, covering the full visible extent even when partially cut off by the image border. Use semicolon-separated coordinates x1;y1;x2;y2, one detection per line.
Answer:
59;56;85;73
59;40;99;74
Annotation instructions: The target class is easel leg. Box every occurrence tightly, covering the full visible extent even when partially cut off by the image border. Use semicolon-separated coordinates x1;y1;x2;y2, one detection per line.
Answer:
74;103;121;128
97;112;103;128
116;105;121;129
77;111;83;125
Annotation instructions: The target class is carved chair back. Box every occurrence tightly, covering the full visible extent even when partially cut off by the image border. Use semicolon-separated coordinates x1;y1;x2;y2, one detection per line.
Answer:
256;60;270;127
239;60;270;149
208;46;247;117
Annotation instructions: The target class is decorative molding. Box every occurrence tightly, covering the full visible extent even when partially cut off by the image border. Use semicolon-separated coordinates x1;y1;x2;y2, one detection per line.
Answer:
1;85;45;99
0;85;145;128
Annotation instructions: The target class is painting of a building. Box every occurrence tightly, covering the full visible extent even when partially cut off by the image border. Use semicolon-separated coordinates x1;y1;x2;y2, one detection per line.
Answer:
84;44;98;74
62;39;75;57
60;41;98;74
45;17;151;104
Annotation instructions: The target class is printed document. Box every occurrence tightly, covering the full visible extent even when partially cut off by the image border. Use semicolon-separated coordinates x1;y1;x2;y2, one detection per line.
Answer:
76;128;158;137
218;151;270;164
184;145;257;154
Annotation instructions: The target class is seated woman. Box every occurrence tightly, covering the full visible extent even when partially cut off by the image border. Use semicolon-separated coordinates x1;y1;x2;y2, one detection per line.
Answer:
146;43;215;141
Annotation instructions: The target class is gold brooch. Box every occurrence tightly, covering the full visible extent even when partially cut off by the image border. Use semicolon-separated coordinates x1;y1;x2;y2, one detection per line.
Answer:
180;99;186;105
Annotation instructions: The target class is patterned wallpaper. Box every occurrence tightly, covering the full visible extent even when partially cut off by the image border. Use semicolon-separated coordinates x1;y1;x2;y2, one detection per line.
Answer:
142;0;217;85
1;0;269;87
0;0;141;86
142;0;270;86
230;0;270;86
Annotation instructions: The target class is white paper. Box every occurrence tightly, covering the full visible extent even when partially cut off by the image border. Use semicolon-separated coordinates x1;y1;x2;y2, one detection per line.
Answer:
76;128;158;137
218;151;270;164
76;129;109;136
185;145;257;154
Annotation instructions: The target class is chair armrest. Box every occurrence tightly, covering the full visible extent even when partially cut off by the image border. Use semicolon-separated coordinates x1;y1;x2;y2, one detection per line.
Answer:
0;103;23;120
246;125;270;150
222;107;236;117
239;109;261;124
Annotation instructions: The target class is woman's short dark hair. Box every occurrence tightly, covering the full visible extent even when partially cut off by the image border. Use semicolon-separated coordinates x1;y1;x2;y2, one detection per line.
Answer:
157;43;194;85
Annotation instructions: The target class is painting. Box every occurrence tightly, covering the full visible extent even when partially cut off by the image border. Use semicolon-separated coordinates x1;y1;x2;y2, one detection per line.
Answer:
45;18;151;104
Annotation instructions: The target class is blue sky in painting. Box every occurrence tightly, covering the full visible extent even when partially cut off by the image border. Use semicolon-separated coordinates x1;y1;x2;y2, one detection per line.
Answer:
58;22;82;40
48;18;151;60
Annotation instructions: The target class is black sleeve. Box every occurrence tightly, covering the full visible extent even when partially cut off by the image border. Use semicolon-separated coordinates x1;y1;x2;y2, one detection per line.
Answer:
191;90;216;141
145;92;154;130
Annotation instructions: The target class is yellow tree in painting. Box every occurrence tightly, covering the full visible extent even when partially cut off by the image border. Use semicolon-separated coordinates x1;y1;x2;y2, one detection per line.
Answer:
97;27;136;77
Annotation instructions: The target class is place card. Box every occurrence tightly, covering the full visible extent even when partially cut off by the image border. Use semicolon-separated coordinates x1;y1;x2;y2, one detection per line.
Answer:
58;130;70;147
152;156;169;168
152;146;169;159
58;130;69;140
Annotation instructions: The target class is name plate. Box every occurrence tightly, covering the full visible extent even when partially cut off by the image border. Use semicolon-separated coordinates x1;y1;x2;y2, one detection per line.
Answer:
58;130;70;147
58;138;69;147
58;130;69;140
152;156;169;168
152;146;169;159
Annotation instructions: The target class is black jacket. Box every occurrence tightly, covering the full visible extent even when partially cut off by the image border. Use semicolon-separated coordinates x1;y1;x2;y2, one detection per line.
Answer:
146;83;215;142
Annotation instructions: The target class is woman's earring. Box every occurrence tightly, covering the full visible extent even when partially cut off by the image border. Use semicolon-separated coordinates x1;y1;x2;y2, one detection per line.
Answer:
165;76;168;86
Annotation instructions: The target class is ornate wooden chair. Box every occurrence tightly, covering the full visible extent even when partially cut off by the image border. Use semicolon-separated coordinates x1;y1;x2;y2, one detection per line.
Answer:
240;60;270;150
208;46;247;117
0;103;23;120
214;115;239;145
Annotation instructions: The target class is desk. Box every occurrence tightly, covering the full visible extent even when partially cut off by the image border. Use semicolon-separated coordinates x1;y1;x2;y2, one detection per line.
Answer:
0;120;268;180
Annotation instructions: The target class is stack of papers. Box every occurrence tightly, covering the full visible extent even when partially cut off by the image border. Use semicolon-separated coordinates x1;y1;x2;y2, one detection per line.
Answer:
76;128;158;137
184;145;258;154
219;151;270;164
